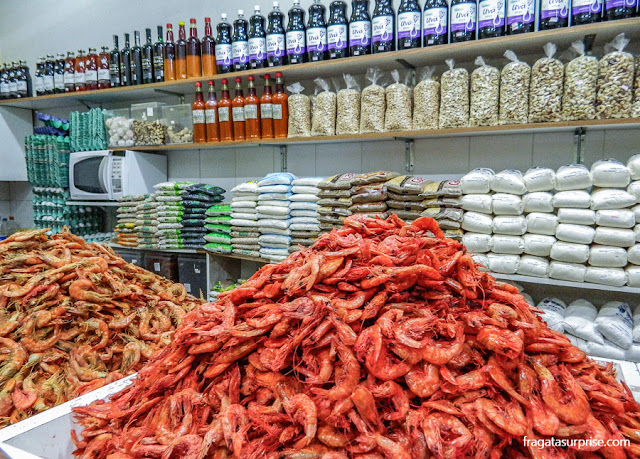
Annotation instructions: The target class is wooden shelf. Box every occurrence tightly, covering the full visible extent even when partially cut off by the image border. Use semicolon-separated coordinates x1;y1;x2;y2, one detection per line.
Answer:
2;18;640;111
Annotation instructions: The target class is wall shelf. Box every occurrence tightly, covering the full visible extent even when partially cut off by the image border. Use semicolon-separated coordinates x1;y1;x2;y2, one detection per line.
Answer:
66;201;121;206
492;272;640;294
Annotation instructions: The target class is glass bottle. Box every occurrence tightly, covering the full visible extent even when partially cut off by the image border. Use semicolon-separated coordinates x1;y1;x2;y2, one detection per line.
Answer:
245;76;261;139
35;58;45;96
154;26;165;82
216;14;234;74
478;0;505;38
328;1;349;58
272;72;288;138
110;35;122;87
142;28;155;83
64;51;76;92
233;10;250;71
75;50;87;91
122;33;132;86
450;0;477;42
176;22;188;79
8;64;17;99
218;79;234;141
202;18;217;76
604;0;634;20
164;24;176;81
260;74;274;139
0;65;9;99
350;0;372;56
232;77;246;140
249;5;268;69
423;0;449;45
372;0;395;53
205;80;220;142
187;19;202;78
307;0;328;61
572;0;601;24
506;0;535;33
44;55;55;94
98;46;111;89
287;0;307;64
131;31;143;85
54;53;65;93
84;49;98;91
398;0;421;49
192;82;206;143
20;61;32;97
267;1;287;67
539;0;568;28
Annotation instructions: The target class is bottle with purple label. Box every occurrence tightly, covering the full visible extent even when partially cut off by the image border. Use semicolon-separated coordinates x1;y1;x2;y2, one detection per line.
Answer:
539;0;569;28
286;0;307;64
506;0;535;33
328;1;349;59
267;2;287;67
307;0;328;61
604;0;635;20
249;5;267;69
350;0;372;56
450;0;477;42
478;0;505;38
423;0;448;46
372;0;395;53
215;14;233;74
233;10;250;71
572;0;601;24
398;0;421;49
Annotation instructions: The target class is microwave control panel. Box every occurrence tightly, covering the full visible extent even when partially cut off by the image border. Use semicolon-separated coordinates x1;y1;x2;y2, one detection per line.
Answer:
111;157;123;193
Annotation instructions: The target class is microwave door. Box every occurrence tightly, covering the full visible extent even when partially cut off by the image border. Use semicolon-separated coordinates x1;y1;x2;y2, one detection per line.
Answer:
98;157;109;196
72;156;109;197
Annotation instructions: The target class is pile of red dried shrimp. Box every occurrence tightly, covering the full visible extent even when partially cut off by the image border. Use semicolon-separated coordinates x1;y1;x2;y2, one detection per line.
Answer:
0;228;201;427
74;216;640;458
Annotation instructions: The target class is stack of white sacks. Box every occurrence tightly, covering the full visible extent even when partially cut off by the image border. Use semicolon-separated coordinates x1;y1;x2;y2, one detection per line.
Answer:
289;177;323;253
461;155;640;287
257;173;296;262
230;181;261;258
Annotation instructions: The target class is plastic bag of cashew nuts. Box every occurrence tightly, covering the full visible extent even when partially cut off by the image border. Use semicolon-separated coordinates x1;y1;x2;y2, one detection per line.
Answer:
360;68;386;133
529;43;564;123
562;40;598;121
287;82;311;138
385;69;412;132
439;59;469;129
336;74;361;135
596;33;634;120
311;77;336;136
470;56;500;127
499;50;531;125
632;56;640;118
413;66;440;130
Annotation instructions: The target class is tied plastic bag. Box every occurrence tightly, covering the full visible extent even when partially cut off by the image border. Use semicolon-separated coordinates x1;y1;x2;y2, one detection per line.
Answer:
311;77;336;136
596;33;634;120
562;40;598;121
563;299;604;344
529;43;564;123
594;301;634;349
287;83;311;138
385;69;412;132
439;59;469;129
360;68;386;133
591;159;631;188
633;56;640;118
336;74;361;135
412;67;440;130
461;168;494;194
499;50;531;125
537;298;566;332
524;167;555;192
470;56;500;127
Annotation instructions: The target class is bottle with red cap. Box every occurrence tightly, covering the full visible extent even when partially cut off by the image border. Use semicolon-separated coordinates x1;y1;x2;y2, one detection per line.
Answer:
232;77;246;141
218;79;233;141
205;81;220;142
260;74;274;139
245;76;261;139
187;18;202;78
272;72;288;138
192;82;206;143
202;17;217;77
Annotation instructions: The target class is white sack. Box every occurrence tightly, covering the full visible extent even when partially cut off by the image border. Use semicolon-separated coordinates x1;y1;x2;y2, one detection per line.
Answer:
461;168;494;194
462;212;493;234
548;261;586;282
491;235;524;254
563;299;604;343
588;245;628;268
557;208;596;225
555;164;592;190
553;190;591;208
594;227;636;247
594;301;633;349
627;266;640;287
591;159;631;188
462;233;492;253
586;340;626;360
523;192;554;213
524;167;555;192
526;213;558;235
487;253;520;274
555;223;595;244
461;194;492;213
471;254;490;271
492;216;527;235
628;154;640;180
492;193;524;215
628;181;640;203
633;305;640;342
595;209;635;228
584;267;627;287
536;297;566;332
490;169;527;195
628;245;640;265
523;234;556;256
591;189;636;210
550;241;590;263
516;255;549;277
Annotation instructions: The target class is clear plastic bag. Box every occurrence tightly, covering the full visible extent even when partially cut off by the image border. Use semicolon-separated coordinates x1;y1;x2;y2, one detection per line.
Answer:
529;43;564;123
413;66;440;130
499;50;531;125
360;68;386;133
336;74;361;135
596;33;634;120
385;69;412;132
439;59;469;129
632;56;640;118
562;41;598;121
470;56;499;127
287;82;311;138
311;77;336;136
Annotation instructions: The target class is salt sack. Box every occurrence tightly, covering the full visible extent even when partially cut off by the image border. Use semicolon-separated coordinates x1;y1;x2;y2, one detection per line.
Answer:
490;170;527;195
548;261;586;282
521;293;535;306
563;299;604;343
487;253;520;274
462;212;493;234
594;227;636;247
523;192;554;213
461;194;492;213
555;223;595;244
493;216;527;235
628;154;640;180
634;205;640;222
523;234;556;257
591;189;636;210
517;255;549;278
591;159;631;188
554;164;592;191
491;235;524;254
633;305;640;342
595;209;635;228
557;208;596;225
462;233;492;253
628;245;640;265
553;190;591;209
550;241;590;263
471;254;489;271
584;267;627;287
625;344;640;363
492;194;523;215
461;168;494;194
586;340;626;360
636;224;640;242
524;167;555;192
594;301;633;349
526;213;558;235
536;297;566;332
628;181;640;203
588;246;628;268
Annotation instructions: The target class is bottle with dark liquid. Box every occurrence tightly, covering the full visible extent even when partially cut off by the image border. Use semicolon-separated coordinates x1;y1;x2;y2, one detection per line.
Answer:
350;0;372;56
85;48;98;90
218;79;234;141
267;2;287;67
260;74;274;138
35;58;45;96
176;22;188;79
245;76;261;139
131;31;143;85
572;0;601;24
187;19;202;78
53;53;65;93
233;10;250;71
44;55;55;94
164;24;176;81
372;0;395;53
423;0;449;45
192;82;206;143
478;0;505;38
98;47;111;89
0;65;9;99
8;64;17;99
216;14;234;74
205;80;220;142
110;35;122;87
121;33;133;86
154;26;165;81
307;0;328;61
604;0;634;20
450;0;477;42
202;18;217;76
75;50;87;91
506;0;535;34
64;52;76;92
539;0;568;28
327;1;349;58
232;77;246;140
398;0;421;49
286;0;307;64
249;5;268;68
142;28;155;83
20;61;32;97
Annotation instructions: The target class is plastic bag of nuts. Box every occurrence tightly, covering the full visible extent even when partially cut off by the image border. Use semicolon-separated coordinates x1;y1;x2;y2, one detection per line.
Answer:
596;33;634;120
287;82;311;138
632;56;640;117
336;74;361;135
529;43;564;123
413;66;440;130
439;59;469;129
562;40;598;121
470;57;499;127
133;120;166;145
385;69;413;132
499;50;531;125
360;68;386;133
311;77;336;136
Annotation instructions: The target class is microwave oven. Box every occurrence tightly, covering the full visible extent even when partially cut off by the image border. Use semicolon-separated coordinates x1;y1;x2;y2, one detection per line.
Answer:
69;150;167;201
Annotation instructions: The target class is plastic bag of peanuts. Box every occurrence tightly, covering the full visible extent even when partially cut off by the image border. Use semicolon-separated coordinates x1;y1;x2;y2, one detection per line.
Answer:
413;66;440;130
311;77;336;136
632;56;640;118
360;68;386;133
470;56;499;127
287;82;311;138
439;59;469;129
499;50;531;125
562;40;598;121
385;69;413;132
596;33;634;120
336;74;361;135
529;43;564;123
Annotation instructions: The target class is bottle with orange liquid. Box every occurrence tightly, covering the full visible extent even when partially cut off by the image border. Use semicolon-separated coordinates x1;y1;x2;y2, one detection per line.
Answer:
164;24;176;81
260;74;274;139
192;82;206;143
232;77;246;141
205;81;220;142
176;21;188;79
186;18;202;78
272;71;288;138
245;76;261;139
202;17;217;77
218;79;233;141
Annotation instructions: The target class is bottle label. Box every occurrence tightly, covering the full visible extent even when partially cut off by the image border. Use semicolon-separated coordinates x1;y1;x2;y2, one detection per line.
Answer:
34;76;44;93
244;104;258;119
43;75;54;91
232;106;245;121
98;68;110;81
397;12;421;39
193;109;205;124
142;58;152;71
17;81;27;92
0;82;8;95
232;41;249;64
507;0;535;24
573;0;602;14
85;70;98;83
261;103;273;118
218;106;230;122
349;21;372;47
478;0;505;28
451;3;477;31
75;72;86;84
423;7;448;35
249;37;267;61
205;108;217;123
541;0;569;18
54;73;64;89
306;27;328;52
273;104;283;120
266;33;286;57
153;56;164;77
215;43;233;65
8;82;16;93
327;24;348;50
605;0;635;9
372;15;394;43
286;31;306;55
64;72;74;85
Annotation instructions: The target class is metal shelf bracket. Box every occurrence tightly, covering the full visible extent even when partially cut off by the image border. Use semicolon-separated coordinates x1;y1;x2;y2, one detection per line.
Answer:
280;145;288;172
574;127;587;164
405;139;415;172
